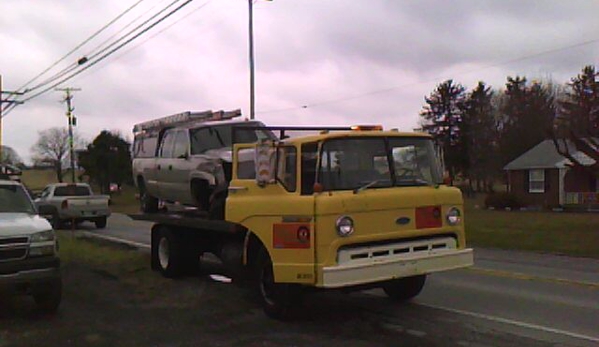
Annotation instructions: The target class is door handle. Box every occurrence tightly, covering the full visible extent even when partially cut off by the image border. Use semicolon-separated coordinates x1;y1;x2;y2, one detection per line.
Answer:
228;186;248;192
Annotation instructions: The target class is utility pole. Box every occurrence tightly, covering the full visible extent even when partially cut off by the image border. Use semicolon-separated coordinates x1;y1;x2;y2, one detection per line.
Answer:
56;87;81;183
248;0;255;120
0;75;24;162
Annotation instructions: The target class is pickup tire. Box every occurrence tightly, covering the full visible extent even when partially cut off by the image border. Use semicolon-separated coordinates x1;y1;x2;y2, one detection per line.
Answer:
153;227;185;278
51;213;64;230
382;275;426;301
256;249;302;320
33;278;62;313
95;216;107;229
139;180;159;213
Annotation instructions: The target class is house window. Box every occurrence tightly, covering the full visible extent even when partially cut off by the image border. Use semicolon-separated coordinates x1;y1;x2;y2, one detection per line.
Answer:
529;169;545;193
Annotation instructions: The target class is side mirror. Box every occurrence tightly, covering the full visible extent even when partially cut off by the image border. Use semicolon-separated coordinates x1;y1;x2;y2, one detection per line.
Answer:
37;205;55;216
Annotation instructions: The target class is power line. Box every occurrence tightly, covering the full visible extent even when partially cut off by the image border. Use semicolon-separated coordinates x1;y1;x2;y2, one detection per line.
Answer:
257;36;599;115
79;0;215;79
19;0;183;97
18;0;195;105
14;0;147;94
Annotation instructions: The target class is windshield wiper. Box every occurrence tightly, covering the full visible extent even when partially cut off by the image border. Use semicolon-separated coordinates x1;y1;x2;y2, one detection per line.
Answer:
353;180;379;194
395;178;430;187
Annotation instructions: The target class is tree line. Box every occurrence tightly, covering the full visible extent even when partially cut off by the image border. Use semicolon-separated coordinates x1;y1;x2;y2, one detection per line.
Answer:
419;64;598;192
29;128;132;194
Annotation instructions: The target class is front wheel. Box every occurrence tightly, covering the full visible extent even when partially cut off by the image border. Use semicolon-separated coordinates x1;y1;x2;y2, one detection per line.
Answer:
256;249;302;320
382;275;426;301
33;278;62;313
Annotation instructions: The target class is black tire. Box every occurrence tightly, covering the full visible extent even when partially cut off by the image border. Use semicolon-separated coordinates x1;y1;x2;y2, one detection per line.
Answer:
192;180;210;212
256;249;302;320
95;216;107;229
208;191;227;220
382;275;426;301
153;227;185;278
139;180;159;213
33;278;62;313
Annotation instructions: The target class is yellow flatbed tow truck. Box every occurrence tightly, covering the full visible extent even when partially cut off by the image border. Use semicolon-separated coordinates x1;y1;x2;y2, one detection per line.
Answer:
134;125;474;319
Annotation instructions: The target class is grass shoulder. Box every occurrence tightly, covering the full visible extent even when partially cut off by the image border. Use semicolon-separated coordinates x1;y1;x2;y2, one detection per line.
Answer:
465;199;599;258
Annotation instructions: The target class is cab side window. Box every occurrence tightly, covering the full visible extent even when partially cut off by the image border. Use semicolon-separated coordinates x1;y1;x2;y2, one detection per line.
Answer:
159;131;176;158
277;146;297;192
172;131;189;158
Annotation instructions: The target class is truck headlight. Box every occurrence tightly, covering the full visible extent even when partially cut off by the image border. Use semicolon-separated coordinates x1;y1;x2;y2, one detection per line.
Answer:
446;207;462;225
29;230;56;257
30;230;55;243
336;216;354;237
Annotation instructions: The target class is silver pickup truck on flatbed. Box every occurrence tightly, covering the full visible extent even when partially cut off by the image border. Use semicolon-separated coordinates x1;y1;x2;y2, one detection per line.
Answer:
0;179;62;313
34;183;111;229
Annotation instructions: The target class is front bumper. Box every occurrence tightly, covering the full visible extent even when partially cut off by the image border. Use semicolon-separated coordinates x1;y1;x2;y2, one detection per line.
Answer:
0;256;61;287
321;248;473;288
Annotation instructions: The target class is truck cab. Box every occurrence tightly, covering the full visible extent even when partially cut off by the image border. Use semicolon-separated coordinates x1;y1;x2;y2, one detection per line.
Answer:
226;126;473;316
0;180;62;312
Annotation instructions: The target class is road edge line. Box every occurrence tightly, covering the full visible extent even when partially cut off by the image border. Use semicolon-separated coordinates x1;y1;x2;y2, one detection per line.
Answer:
418;302;599;344
80;231;151;250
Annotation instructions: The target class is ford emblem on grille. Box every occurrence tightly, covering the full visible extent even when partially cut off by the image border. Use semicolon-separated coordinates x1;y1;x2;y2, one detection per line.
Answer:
396;217;410;225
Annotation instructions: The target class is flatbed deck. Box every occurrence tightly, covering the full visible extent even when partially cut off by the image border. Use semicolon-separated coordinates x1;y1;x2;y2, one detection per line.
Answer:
129;212;244;234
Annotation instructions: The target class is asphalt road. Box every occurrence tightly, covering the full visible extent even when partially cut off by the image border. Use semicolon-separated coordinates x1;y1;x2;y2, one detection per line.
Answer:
78;214;599;347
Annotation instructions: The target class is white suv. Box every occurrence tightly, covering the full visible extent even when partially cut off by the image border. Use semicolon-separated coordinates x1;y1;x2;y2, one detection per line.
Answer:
0;180;62;312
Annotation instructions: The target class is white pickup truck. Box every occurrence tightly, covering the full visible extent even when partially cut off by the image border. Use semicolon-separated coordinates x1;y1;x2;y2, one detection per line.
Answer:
34;183;111;229
0;179;62;313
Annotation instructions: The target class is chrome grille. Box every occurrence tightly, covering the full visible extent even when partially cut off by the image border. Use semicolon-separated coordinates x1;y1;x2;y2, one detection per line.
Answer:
0;236;29;262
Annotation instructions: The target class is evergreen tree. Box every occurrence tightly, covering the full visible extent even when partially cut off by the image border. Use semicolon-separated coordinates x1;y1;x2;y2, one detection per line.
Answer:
78;131;132;194
420;79;467;180
462;81;497;191
498;77;555;166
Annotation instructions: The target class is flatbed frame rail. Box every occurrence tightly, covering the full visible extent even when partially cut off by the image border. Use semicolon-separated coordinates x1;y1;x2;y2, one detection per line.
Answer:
129;213;244;234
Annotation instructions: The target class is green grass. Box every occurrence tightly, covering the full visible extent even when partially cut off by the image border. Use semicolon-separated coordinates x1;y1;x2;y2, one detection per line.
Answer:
108;185;140;214
465;198;599;258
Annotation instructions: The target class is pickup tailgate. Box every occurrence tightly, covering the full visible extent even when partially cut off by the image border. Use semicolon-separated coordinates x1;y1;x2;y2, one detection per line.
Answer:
60;196;111;218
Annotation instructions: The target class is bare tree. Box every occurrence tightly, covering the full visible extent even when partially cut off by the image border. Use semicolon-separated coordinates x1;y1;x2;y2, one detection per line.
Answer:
31;127;80;182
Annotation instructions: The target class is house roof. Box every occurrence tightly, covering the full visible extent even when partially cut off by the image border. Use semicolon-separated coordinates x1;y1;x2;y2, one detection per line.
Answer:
503;139;596;170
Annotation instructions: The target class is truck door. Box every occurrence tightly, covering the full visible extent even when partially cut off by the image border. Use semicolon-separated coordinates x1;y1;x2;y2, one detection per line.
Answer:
226;143;316;285
169;130;195;205
156;129;176;201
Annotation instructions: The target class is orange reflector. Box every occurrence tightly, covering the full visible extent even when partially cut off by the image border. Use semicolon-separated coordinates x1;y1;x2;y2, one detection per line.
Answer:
273;223;311;249
350;125;383;131
415;206;442;229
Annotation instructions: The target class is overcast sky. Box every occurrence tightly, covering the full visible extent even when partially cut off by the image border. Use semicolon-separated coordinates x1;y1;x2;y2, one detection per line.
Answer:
1;0;598;164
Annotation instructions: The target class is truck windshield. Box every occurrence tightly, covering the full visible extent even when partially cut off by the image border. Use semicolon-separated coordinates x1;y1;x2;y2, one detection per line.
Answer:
0;185;36;214
54;186;91;196
190;122;275;155
318;137;442;191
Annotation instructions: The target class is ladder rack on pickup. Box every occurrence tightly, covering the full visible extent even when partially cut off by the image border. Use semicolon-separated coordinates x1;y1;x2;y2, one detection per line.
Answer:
132;109;242;134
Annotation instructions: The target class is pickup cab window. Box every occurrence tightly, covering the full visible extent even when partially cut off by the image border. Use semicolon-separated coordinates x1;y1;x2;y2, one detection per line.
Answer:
0;185;36;214
159;131;176;158
172;131;189;158
53;186;91;197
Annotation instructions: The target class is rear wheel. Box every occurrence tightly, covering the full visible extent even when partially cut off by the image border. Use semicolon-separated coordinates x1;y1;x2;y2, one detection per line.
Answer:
256;249;302;320
382;275;426;301
152;227;199;277
139;180;159;213
33;278;62;313
95;216;107;229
